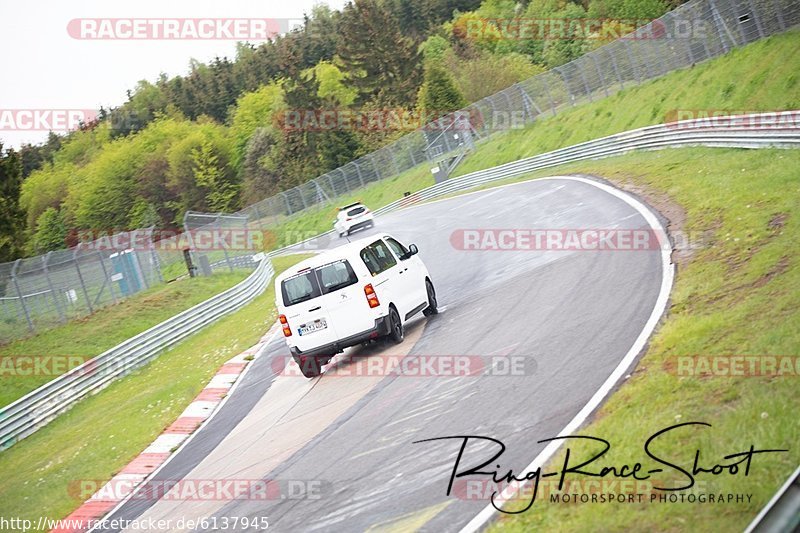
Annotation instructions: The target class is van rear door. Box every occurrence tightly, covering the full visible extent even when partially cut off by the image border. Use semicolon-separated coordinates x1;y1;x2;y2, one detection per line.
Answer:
315;259;375;340
280;269;340;353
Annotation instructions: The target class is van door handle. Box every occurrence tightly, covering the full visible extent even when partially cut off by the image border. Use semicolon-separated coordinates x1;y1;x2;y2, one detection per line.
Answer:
308;306;322;312
400;268;407;273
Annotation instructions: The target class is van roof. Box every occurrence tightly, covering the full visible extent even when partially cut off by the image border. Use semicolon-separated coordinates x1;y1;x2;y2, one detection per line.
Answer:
274;233;392;282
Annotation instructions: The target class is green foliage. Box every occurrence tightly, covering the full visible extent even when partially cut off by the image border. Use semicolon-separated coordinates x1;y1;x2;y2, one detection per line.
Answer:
0;146;25;264
30;207;67;254
191;140;240;213
417;66;468;115
305;61;358;107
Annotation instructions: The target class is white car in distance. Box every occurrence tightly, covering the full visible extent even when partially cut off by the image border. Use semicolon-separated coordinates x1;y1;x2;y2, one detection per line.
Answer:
334;202;374;237
275;233;438;378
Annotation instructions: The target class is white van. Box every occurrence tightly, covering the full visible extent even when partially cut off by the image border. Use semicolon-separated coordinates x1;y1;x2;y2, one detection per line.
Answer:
275;233;438;377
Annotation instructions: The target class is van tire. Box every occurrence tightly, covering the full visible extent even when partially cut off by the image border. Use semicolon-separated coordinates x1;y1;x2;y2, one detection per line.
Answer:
294;354;322;378
423;280;438;316
387;306;404;344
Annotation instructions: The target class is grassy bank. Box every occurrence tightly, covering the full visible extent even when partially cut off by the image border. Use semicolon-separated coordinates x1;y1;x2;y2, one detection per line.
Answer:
484;147;799;531
0;255;309;526
455;30;800;176
0;271;249;407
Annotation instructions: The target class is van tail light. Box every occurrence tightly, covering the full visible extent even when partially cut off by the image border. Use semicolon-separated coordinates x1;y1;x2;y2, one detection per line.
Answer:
364;284;380;308
279;314;292;337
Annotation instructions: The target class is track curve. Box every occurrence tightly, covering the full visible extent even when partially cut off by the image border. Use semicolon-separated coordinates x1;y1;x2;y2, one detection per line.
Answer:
103;175;670;532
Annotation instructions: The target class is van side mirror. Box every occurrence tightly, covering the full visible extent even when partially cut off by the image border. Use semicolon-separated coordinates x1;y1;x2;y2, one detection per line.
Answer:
408;244;419;256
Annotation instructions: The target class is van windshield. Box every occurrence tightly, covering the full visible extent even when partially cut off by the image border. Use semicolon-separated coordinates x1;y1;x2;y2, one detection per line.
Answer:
281;260;358;306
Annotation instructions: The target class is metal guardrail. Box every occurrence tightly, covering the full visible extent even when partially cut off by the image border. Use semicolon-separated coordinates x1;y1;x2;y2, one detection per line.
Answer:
0;257;274;451
372;111;800;216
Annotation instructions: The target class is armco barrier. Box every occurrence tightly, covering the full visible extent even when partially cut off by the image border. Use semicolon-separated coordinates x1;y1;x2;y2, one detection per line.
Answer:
277;111;800;254
2;111;797;451
373;111;800;216
0;257;274;451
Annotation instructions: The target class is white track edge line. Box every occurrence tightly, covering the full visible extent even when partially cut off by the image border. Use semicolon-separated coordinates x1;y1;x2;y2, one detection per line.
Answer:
460;174;675;533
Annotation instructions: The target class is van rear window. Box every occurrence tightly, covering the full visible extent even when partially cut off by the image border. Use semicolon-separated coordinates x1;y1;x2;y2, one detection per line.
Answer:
281;260;358;306
317;260;358;294
281;271;321;306
346;206;366;216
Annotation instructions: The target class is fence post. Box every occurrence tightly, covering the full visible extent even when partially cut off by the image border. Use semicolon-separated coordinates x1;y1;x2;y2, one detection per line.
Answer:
746;0;765;39
10;259;34;332
96;250;118;304
42;252;66;323
217;215;234;273
280;192;293;215
607;48;624;90
577;64;592;102
371;155;382;181
590;54;609;98
541;77;557;116
72;245;94;314
554;67;575;106
354;162;365;188
622;40;642;84
327;173;338;197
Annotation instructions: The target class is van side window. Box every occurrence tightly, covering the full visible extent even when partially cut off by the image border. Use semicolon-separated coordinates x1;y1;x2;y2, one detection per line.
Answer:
385;237;409;260
360;240;397;275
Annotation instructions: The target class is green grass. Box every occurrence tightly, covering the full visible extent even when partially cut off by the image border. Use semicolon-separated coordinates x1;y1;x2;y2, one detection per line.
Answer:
480;147;800;531
454;30;800;176
0;271;249;407
0;254;310;526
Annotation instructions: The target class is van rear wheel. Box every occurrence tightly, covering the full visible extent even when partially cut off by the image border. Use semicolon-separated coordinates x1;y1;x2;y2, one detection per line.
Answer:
387;306;404;344
293;354;322;378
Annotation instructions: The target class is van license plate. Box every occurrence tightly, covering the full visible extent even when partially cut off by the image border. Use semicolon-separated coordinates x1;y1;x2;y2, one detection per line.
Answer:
299;319;327;336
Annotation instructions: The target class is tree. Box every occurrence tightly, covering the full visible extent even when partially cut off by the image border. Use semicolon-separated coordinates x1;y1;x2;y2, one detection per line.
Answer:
0;145;25;264
191;140;240;212
417;66;467;116
337;0;423;106
241;128;281;204
30;207;67;254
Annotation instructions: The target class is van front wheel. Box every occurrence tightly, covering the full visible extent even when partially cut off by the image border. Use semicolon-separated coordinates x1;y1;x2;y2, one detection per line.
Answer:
387;306;404;344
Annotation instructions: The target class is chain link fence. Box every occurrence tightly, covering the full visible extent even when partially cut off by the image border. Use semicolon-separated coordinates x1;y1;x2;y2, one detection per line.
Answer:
0;228;172;342
1;0;797;343
235;0;799;228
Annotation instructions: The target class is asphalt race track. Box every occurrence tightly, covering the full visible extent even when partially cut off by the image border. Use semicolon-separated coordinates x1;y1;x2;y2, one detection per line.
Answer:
103;175;669;532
